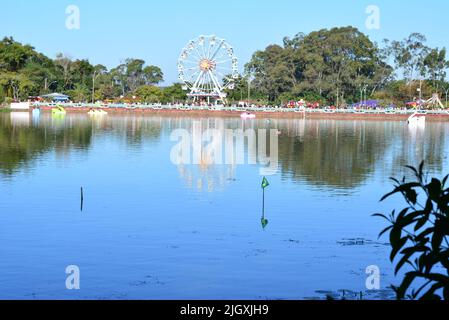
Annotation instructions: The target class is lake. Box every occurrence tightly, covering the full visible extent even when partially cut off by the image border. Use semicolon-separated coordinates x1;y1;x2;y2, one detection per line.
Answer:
0;112;448;300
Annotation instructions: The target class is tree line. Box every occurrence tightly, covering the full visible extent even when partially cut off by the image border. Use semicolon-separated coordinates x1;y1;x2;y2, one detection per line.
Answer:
1;26;449;106
230;26;449;107
0;36;186;104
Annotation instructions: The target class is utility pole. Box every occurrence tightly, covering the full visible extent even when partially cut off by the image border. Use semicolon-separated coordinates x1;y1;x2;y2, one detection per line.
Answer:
336;87;339;107
419;80;423;101
364;85;368;106
360;86;363;107
92;71;101;103
417;88;421;109
445;86;449;108
92;71;96;103
247;77;251;101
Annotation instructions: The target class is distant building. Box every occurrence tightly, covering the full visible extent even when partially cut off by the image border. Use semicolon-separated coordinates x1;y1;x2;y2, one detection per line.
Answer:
41;93;70;102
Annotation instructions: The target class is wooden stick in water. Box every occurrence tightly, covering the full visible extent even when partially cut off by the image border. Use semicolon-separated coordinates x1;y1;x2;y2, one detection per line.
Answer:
80;187;84;212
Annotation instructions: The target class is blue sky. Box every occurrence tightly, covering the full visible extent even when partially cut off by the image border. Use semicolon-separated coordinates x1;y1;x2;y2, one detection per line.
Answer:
1;0;448;84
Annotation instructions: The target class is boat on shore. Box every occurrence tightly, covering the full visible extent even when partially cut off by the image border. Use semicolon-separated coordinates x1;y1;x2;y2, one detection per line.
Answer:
52;106;66;115
407;112;426;127
88;109;108;116
28;102;449;120
241;112;256;119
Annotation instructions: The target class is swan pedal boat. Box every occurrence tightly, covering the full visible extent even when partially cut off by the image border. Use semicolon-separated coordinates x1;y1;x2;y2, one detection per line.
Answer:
52;106;66;115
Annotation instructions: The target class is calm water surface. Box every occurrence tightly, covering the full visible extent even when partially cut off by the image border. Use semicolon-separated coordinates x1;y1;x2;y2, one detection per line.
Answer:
1;112;448;300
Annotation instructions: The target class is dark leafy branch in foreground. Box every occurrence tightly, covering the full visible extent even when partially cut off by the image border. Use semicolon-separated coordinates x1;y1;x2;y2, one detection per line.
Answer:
374;162;449;300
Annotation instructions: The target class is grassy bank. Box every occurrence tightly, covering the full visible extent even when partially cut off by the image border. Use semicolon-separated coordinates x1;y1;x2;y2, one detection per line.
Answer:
0;105;11;112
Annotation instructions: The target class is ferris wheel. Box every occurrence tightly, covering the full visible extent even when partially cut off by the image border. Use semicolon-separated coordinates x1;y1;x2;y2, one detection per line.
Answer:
178;35;239;103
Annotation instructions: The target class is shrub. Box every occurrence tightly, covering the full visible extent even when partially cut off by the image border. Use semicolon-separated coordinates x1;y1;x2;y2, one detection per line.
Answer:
374;162;449;300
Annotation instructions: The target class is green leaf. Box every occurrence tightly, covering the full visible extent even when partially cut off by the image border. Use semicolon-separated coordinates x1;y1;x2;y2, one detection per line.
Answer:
425;273;449;285
398;210;422;229
378;225;394;238
419;161;424;176
414;215;429;232
372;213;388;220
442;175;449;188
390;236;408;262
396;271;418;300
431;222;444;253
419;282;444;300
444;286;449;300
390;224;402;244
395;251;414;275
427;178;442;201
439;250;449;270
424;198;433;214
405;189;418;205
412;279;433;299
380;183;421;202
397;208;409;221
415;227;434;241
405;165;419;177
390;177;400;185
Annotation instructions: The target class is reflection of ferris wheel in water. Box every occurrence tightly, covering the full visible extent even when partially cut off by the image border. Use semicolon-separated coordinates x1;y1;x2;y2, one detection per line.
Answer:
178;35;239;104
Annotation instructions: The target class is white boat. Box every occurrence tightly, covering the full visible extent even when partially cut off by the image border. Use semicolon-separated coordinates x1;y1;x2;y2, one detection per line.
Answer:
88;109;108;116
241;112;256;119
407;112;426;126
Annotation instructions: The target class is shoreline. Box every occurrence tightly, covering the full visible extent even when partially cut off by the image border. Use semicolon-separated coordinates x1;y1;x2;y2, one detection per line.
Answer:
6;105;449;121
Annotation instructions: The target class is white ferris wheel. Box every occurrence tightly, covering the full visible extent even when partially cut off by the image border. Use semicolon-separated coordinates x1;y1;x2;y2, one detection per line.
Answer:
178;35;239;104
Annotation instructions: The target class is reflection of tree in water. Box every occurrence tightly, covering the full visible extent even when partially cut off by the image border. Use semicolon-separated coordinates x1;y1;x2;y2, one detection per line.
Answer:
385;123;448;178
89;116;163;147
277;120;448;190
278;120;393;189
0;114;166;176
3;113;448;190
169;117;449;191
0;114;93;175
124;117;162;146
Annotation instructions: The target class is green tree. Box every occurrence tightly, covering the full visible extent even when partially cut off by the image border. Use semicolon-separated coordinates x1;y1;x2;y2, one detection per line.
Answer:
68;83;90;102
54;53;74;90
110;59;164;95
0;72;34;100
134;85;163;103
388;33;429;99
423;48;448;91
0;36;36;72
143;65;164;85
162;83;186;103
245;44;298;101
245;27;392;105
